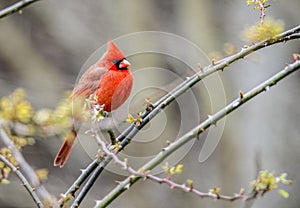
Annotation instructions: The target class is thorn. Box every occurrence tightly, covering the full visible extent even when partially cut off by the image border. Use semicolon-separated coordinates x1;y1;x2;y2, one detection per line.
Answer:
196;128;204;139
265;86;270;91
239;188;245;195
197;64;204;72
207;115;217;126
70;191;76;198
161;102;167;109
211;58;216;66
124;183;130;190
95;200;102;207
239;90;244;99
145;98;154;111
293;53;300;62
166;140;171;146
58;193;66;200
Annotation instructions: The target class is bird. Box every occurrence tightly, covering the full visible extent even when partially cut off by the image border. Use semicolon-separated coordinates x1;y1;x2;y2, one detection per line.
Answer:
54;40;133;167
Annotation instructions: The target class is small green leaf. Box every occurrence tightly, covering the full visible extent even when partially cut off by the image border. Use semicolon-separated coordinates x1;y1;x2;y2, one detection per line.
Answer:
174;164;183;174
278;189;289;198
277;173;292;185
126;114;135;123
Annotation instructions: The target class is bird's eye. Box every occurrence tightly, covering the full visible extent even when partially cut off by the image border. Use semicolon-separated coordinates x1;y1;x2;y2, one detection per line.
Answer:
112;58;130;70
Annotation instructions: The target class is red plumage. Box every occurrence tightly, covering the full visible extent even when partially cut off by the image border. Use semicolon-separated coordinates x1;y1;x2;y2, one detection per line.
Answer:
54;40;133;167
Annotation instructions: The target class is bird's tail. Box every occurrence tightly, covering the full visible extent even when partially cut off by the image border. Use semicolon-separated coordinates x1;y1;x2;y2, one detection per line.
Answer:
54;123;77;167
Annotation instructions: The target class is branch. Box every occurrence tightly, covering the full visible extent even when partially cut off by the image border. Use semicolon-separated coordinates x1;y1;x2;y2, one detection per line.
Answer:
70;159;109;208
93;131;275;203
0;0;40;19
0;154;43;208
67;24;300;205
0;125;56;206
95;59;300;207
92;132;259;202
58;160;99;206
116;25;300;147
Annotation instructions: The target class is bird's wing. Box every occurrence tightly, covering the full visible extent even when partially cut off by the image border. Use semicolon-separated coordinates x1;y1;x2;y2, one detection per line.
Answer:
70;65;108;99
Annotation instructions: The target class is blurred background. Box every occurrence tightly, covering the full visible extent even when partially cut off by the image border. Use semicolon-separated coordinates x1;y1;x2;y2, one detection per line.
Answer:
0;0;300;207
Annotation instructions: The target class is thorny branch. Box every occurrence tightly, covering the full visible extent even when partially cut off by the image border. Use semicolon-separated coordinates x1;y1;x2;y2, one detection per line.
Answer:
0;154;43;208
95;59;300;207
93;132;268;203
0;125;56;206
0;0;40;19
63;24;300;207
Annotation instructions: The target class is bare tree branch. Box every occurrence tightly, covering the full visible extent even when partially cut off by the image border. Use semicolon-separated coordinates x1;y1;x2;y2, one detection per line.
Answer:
0;125;56;206
93;134;287;204
0;0;40;19
0;154;43;208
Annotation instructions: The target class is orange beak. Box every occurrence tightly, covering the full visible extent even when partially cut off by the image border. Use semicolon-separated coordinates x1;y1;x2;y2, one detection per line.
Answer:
119;59;131;69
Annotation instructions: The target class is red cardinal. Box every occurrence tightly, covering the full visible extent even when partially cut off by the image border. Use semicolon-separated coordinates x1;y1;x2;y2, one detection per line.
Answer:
54;40;133;167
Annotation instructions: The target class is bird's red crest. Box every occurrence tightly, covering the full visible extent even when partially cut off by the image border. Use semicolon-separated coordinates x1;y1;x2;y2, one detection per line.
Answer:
97;40;126;70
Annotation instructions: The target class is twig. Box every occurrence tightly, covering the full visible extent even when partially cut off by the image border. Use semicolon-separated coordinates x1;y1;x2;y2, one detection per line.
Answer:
71;161;108;208
95;59;300;207
93;132;260;202
0;154;43;208
58;159;99;207
94;130;282;204
257;1;267;23
94;132;264;202
0;0;40;19
107;129;116;145
93;132;135;174
145;174;256;201
69;24;300;204
0;125;56;206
